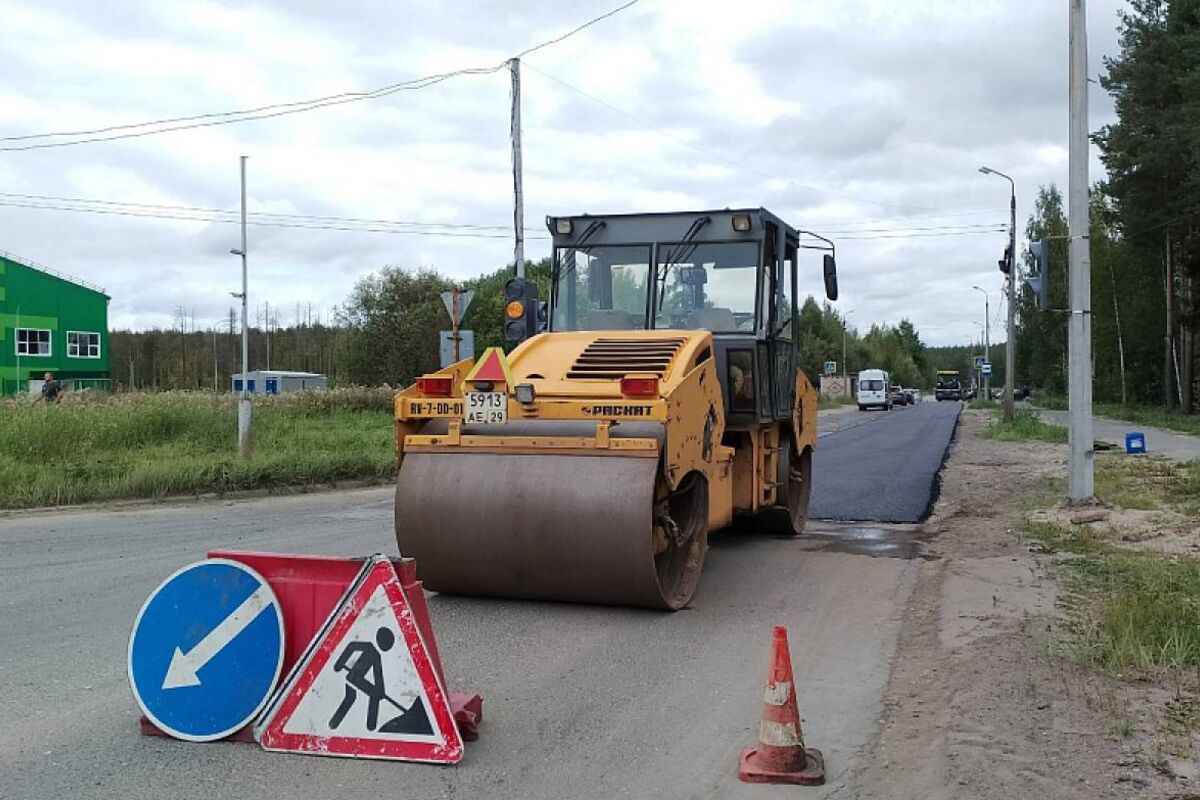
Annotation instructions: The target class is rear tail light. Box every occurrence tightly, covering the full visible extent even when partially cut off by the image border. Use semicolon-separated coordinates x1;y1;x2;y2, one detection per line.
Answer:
416;376;453;396
619;375;659;398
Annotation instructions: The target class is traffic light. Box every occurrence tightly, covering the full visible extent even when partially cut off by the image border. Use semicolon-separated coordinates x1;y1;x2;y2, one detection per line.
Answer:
1027;240;1049;311
998;245;1012;274
503;277;541;342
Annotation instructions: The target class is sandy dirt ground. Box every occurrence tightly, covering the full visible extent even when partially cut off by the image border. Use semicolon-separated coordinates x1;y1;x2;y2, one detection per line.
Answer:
843;409;1199;800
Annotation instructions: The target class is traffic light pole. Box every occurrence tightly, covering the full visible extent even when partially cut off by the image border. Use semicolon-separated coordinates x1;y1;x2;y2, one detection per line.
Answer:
510;58;525;280
1005;187;1016;422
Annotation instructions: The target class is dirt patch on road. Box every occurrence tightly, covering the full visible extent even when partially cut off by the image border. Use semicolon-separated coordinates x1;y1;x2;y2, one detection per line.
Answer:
845;410;1196;799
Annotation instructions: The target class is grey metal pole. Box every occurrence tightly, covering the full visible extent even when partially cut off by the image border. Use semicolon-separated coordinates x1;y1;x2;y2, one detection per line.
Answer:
237;156;252;458
510;58;525;279
980;165;1017;419
1068;0;1094;501
14;305;22;396
1005;183;1016;421
212;327;218;393
973;286;991;398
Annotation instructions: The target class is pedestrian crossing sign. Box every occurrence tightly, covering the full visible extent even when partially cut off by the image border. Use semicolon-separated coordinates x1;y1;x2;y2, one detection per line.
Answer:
254;555;463;763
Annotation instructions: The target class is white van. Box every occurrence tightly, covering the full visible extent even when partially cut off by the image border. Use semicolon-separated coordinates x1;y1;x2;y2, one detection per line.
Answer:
857;369;892;411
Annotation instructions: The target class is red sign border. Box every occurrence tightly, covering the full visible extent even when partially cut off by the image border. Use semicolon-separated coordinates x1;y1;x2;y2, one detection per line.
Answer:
257;558;463;763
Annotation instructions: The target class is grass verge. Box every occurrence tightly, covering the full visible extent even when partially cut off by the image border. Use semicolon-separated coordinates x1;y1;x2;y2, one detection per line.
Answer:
0;389;397;509
980;408;1068;442
1023;456;1200;677
818;395;857;410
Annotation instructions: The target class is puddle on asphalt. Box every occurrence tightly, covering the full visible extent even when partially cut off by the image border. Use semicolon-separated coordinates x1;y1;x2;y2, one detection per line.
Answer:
803;526;934;560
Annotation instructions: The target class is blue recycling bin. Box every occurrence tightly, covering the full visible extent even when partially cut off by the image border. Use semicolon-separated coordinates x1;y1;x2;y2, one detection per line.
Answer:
1125;432;1146;454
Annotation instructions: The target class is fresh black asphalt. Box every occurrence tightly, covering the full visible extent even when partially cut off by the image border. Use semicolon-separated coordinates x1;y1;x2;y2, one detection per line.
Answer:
809;401;962;523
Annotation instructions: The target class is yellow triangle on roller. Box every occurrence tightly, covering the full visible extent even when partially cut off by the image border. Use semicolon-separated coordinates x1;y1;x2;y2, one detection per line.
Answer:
462;347;515;388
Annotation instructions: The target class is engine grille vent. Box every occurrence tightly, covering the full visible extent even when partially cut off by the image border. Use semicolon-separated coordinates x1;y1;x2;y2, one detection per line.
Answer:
566;337;686;380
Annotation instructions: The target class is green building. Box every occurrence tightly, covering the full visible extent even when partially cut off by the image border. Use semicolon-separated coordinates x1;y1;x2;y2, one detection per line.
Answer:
0;252;111;395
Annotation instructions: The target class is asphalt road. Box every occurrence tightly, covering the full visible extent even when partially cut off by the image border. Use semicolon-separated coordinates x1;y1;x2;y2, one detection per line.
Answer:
0;405;957;799
810;400;962;523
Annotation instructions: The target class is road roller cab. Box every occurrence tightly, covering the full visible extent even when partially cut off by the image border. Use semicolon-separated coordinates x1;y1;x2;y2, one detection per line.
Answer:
395;208;837;610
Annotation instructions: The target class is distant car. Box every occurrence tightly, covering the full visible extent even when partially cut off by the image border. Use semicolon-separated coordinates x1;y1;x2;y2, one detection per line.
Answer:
857;368;892;411
910;389;922;403
903;388;915;404
889;386;909;406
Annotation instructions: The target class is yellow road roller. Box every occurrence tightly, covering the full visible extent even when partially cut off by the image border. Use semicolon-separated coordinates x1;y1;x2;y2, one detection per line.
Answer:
394;208;839;609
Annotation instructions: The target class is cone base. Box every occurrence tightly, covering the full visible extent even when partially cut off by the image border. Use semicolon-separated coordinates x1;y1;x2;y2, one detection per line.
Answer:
738;746;825;785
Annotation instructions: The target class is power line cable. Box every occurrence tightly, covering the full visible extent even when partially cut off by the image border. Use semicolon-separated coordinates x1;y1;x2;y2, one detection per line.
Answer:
0;1;641;152
0;189;1004;237
0;196;1004;241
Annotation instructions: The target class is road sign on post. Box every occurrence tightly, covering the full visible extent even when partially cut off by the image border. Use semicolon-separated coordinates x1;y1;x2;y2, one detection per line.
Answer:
440;290;474;324
128;559;285;742
439;330;475;367
981;363;993;377
824;361;837;376
440;290;474;364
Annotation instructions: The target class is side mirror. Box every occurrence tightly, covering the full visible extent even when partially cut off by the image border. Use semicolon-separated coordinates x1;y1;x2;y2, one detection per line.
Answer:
823;253;839;301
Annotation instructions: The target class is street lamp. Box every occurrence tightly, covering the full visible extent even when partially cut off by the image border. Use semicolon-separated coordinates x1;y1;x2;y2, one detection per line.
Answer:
979;165;1017;421
972;285;991;398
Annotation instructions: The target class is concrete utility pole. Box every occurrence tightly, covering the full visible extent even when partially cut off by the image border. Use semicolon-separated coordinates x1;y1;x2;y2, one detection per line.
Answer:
1068;0;1095;501
230;155;252;459
510;57;525;279
973;286;991;398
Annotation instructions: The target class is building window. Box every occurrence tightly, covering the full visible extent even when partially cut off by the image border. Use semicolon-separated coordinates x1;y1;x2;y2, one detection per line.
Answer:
16;328;52;357
67;331;101;359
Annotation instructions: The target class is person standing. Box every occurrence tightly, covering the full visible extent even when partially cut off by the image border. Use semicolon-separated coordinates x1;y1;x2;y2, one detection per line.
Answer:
38;372;63;403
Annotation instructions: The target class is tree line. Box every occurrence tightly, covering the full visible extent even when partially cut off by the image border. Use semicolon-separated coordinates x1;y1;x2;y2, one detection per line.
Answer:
1016;0;1199;413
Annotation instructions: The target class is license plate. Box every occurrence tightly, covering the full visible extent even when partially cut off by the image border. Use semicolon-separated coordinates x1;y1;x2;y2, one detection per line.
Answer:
464;392;507;424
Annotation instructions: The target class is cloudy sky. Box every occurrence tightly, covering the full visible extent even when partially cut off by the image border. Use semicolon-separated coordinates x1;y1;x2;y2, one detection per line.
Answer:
0;0;1126;345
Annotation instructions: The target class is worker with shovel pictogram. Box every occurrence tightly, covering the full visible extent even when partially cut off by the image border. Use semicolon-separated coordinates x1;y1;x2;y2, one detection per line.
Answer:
328;625;433;735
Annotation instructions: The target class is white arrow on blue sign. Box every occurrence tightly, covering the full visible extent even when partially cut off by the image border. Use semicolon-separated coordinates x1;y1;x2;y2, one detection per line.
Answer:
128;559;285;742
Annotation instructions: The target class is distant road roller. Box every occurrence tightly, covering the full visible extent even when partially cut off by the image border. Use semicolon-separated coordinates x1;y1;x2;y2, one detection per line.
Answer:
394;208;840;609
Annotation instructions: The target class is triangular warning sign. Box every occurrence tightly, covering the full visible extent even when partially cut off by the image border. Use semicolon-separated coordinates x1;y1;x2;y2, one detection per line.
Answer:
255;556;463;763
462;346;513;387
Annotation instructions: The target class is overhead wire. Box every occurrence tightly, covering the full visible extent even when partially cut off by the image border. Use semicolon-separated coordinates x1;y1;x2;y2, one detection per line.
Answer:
0;189;1006;240
0;1;642;152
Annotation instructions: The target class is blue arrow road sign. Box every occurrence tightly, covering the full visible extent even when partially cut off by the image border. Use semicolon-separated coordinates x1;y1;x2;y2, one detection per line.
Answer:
128;559;284;741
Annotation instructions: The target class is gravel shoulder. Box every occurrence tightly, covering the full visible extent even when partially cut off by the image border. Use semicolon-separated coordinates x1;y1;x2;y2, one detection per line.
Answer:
846;410;1194;799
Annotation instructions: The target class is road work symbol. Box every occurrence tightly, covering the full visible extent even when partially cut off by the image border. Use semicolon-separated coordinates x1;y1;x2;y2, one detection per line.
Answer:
255;555;462;763
328;626;433;735
128;559;284;742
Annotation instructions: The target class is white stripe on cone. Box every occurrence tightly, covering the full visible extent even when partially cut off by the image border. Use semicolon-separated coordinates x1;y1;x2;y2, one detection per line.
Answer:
759;719;802;747
762;680;791;706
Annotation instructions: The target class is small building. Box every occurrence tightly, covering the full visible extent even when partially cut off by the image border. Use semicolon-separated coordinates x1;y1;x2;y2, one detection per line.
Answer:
231;370;328;395
1;251;111;395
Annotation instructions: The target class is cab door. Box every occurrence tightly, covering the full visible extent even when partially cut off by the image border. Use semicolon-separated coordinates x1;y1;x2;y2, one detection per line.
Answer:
768;232;798;421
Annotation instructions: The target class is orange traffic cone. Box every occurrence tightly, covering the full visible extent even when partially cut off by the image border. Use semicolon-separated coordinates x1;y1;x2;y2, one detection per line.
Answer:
738;626;825;785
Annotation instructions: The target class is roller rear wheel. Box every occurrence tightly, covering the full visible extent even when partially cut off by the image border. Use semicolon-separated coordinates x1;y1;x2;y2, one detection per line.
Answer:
759;437;813;536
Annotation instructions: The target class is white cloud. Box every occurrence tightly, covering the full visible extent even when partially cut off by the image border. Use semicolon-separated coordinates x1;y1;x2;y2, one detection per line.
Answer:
0;0;1129;345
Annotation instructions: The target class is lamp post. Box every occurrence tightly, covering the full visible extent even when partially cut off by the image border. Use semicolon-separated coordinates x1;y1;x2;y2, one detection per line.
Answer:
979;165;1016;421
972;286;991;398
